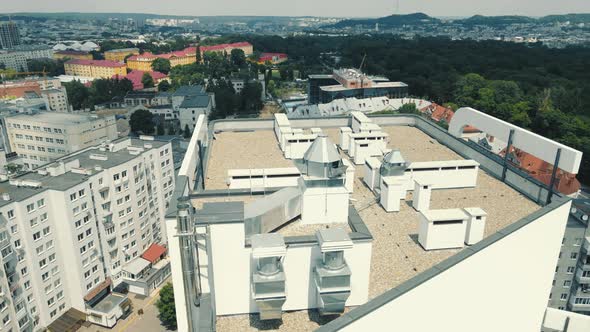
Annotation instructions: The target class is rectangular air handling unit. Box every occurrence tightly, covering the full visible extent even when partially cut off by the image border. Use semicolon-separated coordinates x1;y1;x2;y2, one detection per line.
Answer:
251;233;287;320
314;228;353;316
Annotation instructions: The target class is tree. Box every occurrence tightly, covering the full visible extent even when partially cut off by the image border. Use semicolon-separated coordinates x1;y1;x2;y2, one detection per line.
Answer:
129;109;155;134
398;103;420;115
158;80;171;92
152;58;171;74
142;72;155;88
230;49;246;67
64;80;90;110
156;283;176;330
157;123;165;136
183;124;192;139
4;163;23;175
196;45;202;63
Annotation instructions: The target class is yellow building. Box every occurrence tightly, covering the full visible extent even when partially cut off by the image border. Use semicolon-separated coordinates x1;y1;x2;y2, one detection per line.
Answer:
199;42;254;58
64;59;127;79
53;50;93;61
104;48;140;62
126;47;197;71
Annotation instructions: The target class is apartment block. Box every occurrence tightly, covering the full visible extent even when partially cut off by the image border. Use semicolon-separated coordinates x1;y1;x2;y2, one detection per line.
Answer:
64;59;127;79
4;112;118;169
547;199;590;315
0;136;175;330
41;88;70;112
0;21;21;49
0;46;54;72
104;48;139;62
167;107;581;331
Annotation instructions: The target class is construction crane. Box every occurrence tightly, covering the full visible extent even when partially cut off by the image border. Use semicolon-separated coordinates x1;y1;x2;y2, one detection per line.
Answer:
0;67;49;99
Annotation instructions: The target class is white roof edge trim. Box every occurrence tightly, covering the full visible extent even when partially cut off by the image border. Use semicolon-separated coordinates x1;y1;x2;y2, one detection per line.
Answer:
449;107;582;174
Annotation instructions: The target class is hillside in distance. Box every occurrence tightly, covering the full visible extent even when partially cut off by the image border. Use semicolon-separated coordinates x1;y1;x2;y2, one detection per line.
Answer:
328;13;440;29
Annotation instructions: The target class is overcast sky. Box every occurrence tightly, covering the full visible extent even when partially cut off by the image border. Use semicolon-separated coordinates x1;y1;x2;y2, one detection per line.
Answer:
2;0;590;18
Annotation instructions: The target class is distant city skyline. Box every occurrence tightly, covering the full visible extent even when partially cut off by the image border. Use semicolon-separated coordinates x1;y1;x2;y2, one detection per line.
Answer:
2;0;590;18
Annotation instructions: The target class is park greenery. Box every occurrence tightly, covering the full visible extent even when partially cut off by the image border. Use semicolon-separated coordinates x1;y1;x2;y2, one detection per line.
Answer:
129;109;155;134
64;77;133;110
207;34;590;183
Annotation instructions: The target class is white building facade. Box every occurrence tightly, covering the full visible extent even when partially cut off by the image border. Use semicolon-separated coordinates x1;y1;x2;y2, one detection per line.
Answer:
0;136;174;330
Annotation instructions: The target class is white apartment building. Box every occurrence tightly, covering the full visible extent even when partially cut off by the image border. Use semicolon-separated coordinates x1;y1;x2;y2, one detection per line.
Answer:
4;112;118;169
41;88;70;112
168;108;582;332
0;136;175;331
0;46;53;72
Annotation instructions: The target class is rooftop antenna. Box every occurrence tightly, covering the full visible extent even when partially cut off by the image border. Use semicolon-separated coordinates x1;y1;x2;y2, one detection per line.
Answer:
394;0;400;15
358;54;366;72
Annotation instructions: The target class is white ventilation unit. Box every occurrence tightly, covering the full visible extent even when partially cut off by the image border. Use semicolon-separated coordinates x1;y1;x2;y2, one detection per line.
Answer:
412;180;432;212
251;234;287;321
380;177;405;212
418;209;468;250
463;208;487;245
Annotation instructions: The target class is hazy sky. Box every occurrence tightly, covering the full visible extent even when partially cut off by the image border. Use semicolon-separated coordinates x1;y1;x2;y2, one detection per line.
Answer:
2;0;590;18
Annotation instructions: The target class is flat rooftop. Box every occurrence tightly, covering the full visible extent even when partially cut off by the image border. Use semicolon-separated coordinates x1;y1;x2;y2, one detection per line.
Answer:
204;125;539;331
205;131;295;190
6;111;109;125
89;293;127;314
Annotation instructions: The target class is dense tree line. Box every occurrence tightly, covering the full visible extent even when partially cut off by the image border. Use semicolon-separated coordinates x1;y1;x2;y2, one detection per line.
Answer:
64;78;133;110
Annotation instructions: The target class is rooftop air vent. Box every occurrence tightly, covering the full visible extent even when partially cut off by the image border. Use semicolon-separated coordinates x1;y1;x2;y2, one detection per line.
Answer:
2;193;10;201
89;154;108;161
303;134;345;178
251;233;287;321
380;149;408;177
314;228;353;316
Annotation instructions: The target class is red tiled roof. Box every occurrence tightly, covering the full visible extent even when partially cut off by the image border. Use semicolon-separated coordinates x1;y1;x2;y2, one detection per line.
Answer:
66;59;125;68
200;42;252;53
500;147;581;195
113;70;167;90
128;47;197;62
142;243;167;264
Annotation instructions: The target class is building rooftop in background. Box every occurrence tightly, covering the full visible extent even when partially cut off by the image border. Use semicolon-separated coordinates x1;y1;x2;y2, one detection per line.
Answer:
65;59;126;68
199;41;253;56
114;70;167;90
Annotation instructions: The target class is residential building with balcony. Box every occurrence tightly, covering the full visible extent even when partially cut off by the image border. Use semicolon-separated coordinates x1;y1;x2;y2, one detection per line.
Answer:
0;136;174;330
547;199;590;317
4;112;118;169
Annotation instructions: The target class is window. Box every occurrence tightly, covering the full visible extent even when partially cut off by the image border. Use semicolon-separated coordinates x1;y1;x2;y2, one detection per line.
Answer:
564;280;572;287
7;210;14;219
41;272;49;281
37;198;45;208
39;258;47;268
75;220;82;228
14;239;20;248
46;240;53;249
33;232;41;241
40;213;48;222
49;253;55;262
80;245;86;254
42;227;50;236
85;228;92;236
26;203;35;213
29;217;38;227
571;252;578;260
47;297;54;307
567;266;575;274
70;193;77;201
1;246;12;258
78;189;85;197
77;233;84;241
560;293;568;300
20;267;27;276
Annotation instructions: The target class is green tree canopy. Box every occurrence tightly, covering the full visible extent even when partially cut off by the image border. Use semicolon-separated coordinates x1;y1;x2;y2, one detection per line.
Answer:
156;283;176;330
142;72;155;88
129;109;155;134
158;80;171;92
152;58;171;74
230;48;246;67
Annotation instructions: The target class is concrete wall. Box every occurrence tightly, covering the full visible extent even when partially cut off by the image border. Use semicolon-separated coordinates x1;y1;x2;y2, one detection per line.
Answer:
331;201;571;332
178;115;207;191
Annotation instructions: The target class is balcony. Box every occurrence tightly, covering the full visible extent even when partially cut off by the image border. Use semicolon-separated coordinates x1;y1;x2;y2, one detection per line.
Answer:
575;269;590;284
568;296;590;312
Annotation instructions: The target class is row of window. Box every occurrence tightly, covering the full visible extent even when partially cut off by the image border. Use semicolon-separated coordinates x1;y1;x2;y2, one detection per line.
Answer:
10;123;64;134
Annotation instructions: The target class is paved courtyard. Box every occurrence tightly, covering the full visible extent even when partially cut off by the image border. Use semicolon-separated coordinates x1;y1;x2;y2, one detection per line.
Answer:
79;279;175;332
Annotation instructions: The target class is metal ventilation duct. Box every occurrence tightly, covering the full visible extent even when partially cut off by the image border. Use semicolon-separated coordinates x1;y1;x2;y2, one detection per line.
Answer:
251;234;287;320
244;187;302;238
380;149;408;177
314;229;353;316
303;134;346;178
